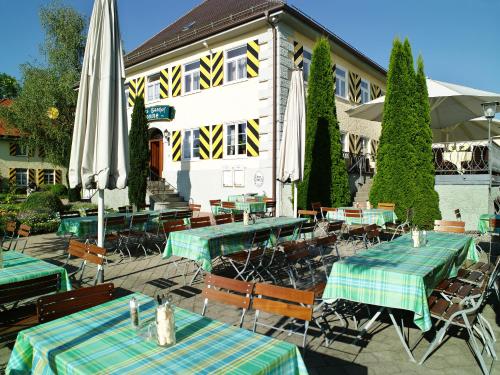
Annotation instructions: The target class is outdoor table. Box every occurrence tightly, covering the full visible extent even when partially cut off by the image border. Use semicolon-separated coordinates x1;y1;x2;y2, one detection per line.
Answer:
56;209;181;238
163;217;306;272
227;194;265;202
322;231;477;361
214;201;266;214
6;293;308;375
326;207;397;227
477;213;500;234
0;251;71;291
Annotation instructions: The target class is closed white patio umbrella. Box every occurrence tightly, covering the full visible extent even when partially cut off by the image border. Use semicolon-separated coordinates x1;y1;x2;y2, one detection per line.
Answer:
347;78;500;129
278;69;306;217
69;0;129;280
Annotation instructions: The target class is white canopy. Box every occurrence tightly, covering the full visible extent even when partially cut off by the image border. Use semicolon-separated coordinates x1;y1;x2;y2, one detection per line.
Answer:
347;78;500;130
433;117;500;143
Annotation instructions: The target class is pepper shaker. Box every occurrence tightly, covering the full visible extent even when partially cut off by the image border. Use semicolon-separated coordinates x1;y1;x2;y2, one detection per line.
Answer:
129;297;140;329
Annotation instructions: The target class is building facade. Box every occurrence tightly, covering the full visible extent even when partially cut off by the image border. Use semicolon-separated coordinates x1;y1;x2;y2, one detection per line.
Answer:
123;0;386;213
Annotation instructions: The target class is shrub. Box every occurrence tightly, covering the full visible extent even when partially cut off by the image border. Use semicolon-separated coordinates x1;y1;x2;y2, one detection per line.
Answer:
16;210;59;234
21;191;64;214
68;202;97;211
68;187;81;202
40;183;68;197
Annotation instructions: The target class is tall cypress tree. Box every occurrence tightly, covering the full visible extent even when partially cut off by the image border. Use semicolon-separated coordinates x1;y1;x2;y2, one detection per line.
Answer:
413;55;441;227
298;37;350;209
128;96;149;208
369;38;417;220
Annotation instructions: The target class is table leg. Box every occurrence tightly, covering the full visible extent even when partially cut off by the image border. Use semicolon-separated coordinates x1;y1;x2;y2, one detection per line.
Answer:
388;308;416;362
357;307;384;338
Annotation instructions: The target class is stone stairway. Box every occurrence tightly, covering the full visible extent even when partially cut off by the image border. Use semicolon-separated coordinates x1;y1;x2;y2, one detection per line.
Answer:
353;177;373;204
147;180;189;210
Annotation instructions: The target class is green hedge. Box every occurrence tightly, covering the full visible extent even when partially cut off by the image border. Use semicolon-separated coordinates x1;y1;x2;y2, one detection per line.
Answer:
21;191;64;214
40;183;68;197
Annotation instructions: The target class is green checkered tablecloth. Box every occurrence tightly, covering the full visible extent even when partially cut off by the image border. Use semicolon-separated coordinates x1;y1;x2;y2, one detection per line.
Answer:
214;201;266;214
57;209;180;238
6;293;308;375
0;251;71;291
163;217;306;272
227;194;265;202
322;232;478;332
326;207;397;227
477;214;500;234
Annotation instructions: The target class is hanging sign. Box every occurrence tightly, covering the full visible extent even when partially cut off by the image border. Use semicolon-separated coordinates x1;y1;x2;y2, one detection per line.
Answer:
146;105;175;122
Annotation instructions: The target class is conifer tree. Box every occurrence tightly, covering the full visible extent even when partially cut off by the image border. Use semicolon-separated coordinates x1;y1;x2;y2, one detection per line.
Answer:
128;96;149;208
298;37;350;209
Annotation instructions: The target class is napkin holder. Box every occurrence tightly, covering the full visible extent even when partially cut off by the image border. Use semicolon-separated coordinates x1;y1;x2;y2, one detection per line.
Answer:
156;300;176;347
411;229;427;248
243;211;249;226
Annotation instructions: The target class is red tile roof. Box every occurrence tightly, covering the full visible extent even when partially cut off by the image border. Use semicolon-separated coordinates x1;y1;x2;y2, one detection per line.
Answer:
0;99;20;137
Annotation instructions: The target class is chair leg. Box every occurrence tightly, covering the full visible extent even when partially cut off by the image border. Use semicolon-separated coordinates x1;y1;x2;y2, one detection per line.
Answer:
464;318;490;375
419;322;448;365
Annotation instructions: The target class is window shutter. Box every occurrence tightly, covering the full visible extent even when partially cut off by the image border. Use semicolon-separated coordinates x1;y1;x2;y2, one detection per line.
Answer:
370;83;382;99
370;139;379;161
9;142;16;156
37;169;44;185
349;133;361;154
171;65;182;97
349;72;361;103
160;69;169;99
38;146;45;158
211;124;223;159
200;55;212;90
293;41;303;69
211;51;224;87
136;77;145;99
128;80;136;107
246;40;259;78
246;119;260;157
199;126;211;160
9;168;16;184
28;169;36;184
55;170;62;184
171;130;182;161
28;147;34;158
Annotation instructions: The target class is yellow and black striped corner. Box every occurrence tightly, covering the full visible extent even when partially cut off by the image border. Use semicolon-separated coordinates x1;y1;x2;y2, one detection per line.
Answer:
28;169;36;184
200;55;212;90
128;80;137;107
9;142;16;156
55;170;62;184
199;126;211;159
211;124;223;159
171;130;182;161
9;168;16;184
349;133;361;155
246;40;259;78
211;51;223;87
171;65;182;97
293;41;303;69
136;77;145;99
246;119;259;157
37;169;44;185
38;146;45;158
370;83;382;99
349;72;361;103
28;147;34;158
160;69;169;99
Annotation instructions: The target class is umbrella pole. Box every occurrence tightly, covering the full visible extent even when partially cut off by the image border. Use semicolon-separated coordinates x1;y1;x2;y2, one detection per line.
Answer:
293;183;298;218
97;189;105;283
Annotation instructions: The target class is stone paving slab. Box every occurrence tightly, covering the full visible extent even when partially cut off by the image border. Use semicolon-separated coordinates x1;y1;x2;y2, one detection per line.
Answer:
1;231;499;374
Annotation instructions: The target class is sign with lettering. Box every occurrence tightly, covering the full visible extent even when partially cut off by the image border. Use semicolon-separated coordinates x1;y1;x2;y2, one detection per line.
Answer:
146;105;175;122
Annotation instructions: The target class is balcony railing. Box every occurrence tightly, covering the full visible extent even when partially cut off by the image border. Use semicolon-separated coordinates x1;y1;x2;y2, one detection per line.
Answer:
432;141;500;175
343;152;374;176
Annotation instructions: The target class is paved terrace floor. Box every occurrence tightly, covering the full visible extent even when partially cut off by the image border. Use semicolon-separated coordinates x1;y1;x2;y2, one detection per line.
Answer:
1;228;499;375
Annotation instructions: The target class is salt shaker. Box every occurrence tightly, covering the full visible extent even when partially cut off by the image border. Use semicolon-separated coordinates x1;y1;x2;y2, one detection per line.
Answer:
129;297;140;329
156;297;176;347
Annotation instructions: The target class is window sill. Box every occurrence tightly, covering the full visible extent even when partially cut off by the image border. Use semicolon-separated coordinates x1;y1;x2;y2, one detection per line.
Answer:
182;89;201;97
146;99;162;105
223;77;248;87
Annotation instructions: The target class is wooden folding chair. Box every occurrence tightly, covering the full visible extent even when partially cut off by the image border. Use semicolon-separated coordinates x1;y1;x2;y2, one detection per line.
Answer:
232;213;244;222
176;209;193;220
1;221;17;251
189;203;201;217
190;216;212;229
454;208;462;221
85;208;98;216
264;200;277;217
12;224;31;253
214;213;232;225
118;205;132;213
147;211;177;251
120;214;150;257
65;240;107;285
209;199;221;214
433;220;465;233
252;283;314;350
377;202;395;211
201;274;253;327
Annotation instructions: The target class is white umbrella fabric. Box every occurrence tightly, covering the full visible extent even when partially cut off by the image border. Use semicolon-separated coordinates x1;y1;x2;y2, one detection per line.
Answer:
432;117;500;143
346;78;500;129
278;69;306;217
69;0;129;269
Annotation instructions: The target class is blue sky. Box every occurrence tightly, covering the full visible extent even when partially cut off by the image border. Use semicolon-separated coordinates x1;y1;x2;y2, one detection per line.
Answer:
1;0;499;93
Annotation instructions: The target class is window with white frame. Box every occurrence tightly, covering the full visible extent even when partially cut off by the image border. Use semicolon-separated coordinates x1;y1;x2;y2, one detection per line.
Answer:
16;169;28;186
44;169;55;185
361;136;369;155
303;50;312;81
125;83;130;104
147;73;161;102
340;133;347;153
182;129;200;159
360;79;370;104
226;122;247;156
335;66;347;98
225;45;247;82
183;61;200;94
15;144;28;156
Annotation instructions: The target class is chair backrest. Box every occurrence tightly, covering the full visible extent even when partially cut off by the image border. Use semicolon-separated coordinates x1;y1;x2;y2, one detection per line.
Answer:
320;207;337;218
433;220;465;233
203;273;253;310
265;200;276;208
364;224;380;239
85;208;98;216
454;209;462;221
299;222;316;236
209;199;221;206
17;224;31;238
263;197;273;203
189;203;201;212
232;213;244;222
327;220;343;234
118;205;132;213
277;224;297;241
253;283;314;321
345;209;362;218
311;202;322;212
214;214;232;225
130;214;149;226
298;210;318;221
176;210;193;219
37;283;115;323
68;240;106;266
314;234;337;248
378;202;395;211
251;229;271;248
105;216;126;230
5;221;16;233
283;241;310;262
221;201;236;209
59;211;81;219
190;216;212;229
489;218;500;232
159;211;177;221
163;219;187;236
0;273;61;306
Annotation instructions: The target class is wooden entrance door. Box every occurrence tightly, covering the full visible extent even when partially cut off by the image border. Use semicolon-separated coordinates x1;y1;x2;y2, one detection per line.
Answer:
149;139;163;180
